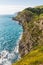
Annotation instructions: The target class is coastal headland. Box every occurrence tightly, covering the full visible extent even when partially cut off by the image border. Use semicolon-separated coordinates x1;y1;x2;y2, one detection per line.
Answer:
12;5;43;65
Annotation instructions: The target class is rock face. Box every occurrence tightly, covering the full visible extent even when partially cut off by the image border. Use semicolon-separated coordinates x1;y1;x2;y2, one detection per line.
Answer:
13;7;43;57
19;19;43;57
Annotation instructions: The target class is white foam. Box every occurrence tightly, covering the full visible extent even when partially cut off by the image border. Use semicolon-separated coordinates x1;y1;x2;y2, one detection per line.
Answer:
15;32;23;59
0;33;23;65
0;50;14;65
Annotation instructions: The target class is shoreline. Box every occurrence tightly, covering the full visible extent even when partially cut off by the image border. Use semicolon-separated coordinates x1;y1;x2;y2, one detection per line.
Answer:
11;16;23;64
15;32;23;58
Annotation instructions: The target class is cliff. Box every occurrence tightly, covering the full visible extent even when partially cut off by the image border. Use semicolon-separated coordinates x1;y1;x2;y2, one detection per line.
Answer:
12;6;43;65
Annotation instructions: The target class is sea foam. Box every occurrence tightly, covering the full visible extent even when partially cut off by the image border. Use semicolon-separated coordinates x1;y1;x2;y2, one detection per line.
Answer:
0;33;23;65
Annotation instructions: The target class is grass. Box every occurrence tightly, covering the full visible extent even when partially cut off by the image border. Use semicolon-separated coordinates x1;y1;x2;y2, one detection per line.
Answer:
39;14;43;19
12;46;43;65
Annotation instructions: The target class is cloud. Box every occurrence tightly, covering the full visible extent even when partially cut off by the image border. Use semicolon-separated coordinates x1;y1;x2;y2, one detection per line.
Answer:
0;5;28;15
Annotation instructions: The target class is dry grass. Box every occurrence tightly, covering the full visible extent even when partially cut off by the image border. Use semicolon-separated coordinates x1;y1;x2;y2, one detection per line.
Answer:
12;46;43;65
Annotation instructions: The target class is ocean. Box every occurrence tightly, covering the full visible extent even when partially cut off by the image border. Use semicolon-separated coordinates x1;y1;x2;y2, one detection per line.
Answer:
0;15;23;65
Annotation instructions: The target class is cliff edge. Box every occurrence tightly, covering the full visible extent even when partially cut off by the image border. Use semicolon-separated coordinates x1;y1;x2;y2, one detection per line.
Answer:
12;6;43;65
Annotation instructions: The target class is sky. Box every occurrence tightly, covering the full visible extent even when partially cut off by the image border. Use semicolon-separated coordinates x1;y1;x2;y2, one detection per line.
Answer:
0;0;43;14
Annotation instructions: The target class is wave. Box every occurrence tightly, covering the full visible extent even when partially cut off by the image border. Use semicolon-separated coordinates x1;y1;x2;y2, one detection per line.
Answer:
0;33;23;65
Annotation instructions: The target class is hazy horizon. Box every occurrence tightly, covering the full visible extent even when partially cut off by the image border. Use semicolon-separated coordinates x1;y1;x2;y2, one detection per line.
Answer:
0;0;43;15
0;5;31;15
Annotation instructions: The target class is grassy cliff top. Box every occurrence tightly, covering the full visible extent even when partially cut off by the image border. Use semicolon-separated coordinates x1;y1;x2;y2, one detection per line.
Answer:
15;5;43;22
12;46;43;65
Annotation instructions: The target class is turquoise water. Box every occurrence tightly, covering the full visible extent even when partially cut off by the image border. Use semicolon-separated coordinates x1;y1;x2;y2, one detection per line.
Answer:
0;15;23;65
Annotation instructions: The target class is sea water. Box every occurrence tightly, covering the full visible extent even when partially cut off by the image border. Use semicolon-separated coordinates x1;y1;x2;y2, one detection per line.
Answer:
0;15;23;65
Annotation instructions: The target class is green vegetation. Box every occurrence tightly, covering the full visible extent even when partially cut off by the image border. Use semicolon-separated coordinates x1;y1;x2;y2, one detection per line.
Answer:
12;46;43;65
12;5;43;65
24;7;43;16
16;6;43;22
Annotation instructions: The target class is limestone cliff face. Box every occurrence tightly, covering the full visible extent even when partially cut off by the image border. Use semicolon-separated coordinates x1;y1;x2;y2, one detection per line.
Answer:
13;7;43;57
